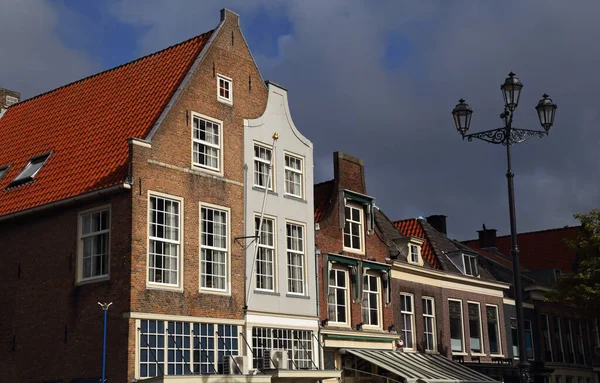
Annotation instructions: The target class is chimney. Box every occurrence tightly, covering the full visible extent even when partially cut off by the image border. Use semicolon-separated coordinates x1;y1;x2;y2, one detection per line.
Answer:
1;87;20;111
333;152;366;194
477;225;497;248
426;215;447;235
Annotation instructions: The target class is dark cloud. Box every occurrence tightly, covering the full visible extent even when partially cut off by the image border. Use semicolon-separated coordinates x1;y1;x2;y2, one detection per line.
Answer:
6;0;596;239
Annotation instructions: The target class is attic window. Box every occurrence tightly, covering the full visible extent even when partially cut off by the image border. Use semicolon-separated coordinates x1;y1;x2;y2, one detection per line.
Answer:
408;244;421;265
10;153;50;186
0;165;9;181
463;253;478;276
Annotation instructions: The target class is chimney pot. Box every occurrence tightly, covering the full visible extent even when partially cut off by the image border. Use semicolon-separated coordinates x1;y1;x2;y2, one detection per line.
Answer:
426;215;447;235
477;226;497;248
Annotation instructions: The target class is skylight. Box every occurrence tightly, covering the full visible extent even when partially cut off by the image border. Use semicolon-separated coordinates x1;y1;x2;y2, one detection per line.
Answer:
0;165;9;181
10;153;50;186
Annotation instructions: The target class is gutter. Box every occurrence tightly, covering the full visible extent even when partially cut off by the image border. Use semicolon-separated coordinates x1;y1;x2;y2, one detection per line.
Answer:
0;183;131;223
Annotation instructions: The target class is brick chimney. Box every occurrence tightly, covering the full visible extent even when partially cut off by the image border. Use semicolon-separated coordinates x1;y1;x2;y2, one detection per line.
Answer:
1;87;20;111
426;215;447;235
477;225;497;248
333;152;366;194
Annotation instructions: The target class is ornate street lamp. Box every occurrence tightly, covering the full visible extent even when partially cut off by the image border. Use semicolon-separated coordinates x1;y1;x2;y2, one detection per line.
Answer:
452;72;557;383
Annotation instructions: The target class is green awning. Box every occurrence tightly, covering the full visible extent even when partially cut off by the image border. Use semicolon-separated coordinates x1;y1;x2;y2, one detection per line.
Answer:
362;260;390;271
328;254;359;266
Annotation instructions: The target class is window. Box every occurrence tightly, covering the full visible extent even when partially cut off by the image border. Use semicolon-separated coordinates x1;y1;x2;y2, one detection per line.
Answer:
0;165;9;181
541;314;553;362
468;302;483;354
284;154;303;198
138;319;238;378
148;195;181;286
409;245;420;264
286;223;305;295
78;207;110;281
343;203;363;252
5;95;18;106
525;320;534;360
449;300;464;353
423;297;436;351
400;293;415;349
10;153;50;186
554;316;565;362
511;318;519;358
217;75;232;104
328;269;348;324
192;116;221;171
576;323;585;365
252;327;313;370
254;144;273;190
463;254;478;276
200;206;228;291
255;216;275;291
566;319;576;363
362;274;380;327
593;319;600;348
486;305;501;355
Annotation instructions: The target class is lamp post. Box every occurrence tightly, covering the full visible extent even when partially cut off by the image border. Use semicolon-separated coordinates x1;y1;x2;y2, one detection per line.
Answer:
452;72;557;383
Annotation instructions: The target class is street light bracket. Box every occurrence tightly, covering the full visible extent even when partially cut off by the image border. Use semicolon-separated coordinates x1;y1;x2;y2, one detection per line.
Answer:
463;127;547;145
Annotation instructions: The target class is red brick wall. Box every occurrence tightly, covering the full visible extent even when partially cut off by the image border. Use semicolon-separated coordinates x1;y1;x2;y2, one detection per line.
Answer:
316;152;393;331
0;191;132;383
126;10;268;381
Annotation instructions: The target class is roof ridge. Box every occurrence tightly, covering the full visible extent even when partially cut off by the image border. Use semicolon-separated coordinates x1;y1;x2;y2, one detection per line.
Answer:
10;30;214;108
463;224;582;243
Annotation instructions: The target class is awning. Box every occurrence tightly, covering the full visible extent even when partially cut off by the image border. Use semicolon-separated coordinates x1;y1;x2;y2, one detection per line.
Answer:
344;349;500;383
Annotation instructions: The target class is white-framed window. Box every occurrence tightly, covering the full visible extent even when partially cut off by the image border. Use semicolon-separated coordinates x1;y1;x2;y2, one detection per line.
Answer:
148;194;181;286
200;205;228;292
576;322;585;365
486;305;502;355
362;273;380;327
217;74;232;104
286;222;305;295
252;327;313;370
463;254;478;276
343;203;363;252
11;153;50;185
449;299;464;353
400;293;415;349
137;319;238;378
423;297;436;351
541;314;553;362
409;244;420;264
78;206;110;282
525;320;534;360
468;302;484;354
554;316;565;362
284;153;303;198
328;268;348;324
192;115;221;172
255;216;275;291
254;143;273;190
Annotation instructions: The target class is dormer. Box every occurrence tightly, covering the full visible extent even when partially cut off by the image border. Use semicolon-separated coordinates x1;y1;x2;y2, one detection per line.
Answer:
340;190;375;254
447;250;480;277
394;236;425;266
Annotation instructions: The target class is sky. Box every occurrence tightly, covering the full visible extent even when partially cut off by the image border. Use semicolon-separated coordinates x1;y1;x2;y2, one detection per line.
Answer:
1;0;598;240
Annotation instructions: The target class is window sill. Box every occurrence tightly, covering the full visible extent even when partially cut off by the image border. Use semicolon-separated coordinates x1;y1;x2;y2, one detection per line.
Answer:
342;247;365;256
286;293;310;299
425;350;440;354
362;325;383;331
252;186;277;196
254;289;279;296
218;97;233;106
283;194;306;203
326;322;351;329
490;354;505;358
470;353;486;357
452;352;469;356
146;283;184;293
200;288;231;296
76;275;110;286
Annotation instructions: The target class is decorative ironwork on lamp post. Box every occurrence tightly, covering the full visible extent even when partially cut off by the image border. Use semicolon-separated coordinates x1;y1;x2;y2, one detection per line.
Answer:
452;72;557;383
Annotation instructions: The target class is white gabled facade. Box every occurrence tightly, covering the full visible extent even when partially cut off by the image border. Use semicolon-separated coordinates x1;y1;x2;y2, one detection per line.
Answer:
243;82;320;371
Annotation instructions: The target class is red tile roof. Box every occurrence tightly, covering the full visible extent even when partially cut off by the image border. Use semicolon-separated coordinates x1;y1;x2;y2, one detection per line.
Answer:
0;31;213;217
463;226;580;273
314;180;334;223
393;218;442;270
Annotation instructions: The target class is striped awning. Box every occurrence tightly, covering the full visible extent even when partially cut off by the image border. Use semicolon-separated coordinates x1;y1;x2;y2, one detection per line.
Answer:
344;349;499;383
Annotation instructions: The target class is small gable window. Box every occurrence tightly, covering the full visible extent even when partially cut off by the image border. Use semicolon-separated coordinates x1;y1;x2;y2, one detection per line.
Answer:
463;253;478;276
10;153;50;186
0;165;9;181
217;74;232;105
343;202;363;252
409;244;420;264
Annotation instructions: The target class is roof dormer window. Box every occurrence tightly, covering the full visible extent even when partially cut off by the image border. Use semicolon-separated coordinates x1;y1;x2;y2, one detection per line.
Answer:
0;165;9;181
463;253;478;277
408;244;421;265
9;153;50;187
